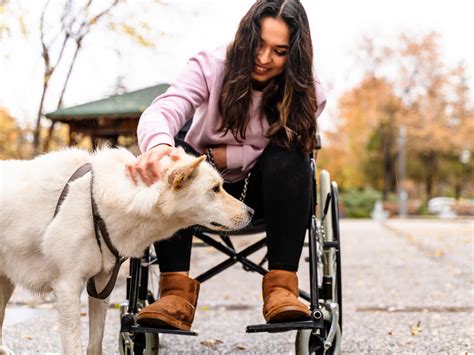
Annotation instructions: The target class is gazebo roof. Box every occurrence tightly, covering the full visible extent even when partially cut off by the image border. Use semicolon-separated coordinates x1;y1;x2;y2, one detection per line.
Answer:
46;83;169;121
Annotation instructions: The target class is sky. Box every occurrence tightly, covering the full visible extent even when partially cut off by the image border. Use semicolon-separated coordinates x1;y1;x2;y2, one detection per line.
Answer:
0;0;473;131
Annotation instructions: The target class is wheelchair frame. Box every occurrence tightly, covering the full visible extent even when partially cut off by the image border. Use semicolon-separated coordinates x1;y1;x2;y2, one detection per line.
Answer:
119;157;343;355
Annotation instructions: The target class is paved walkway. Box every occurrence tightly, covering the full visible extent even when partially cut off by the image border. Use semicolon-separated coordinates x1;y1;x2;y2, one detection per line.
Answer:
4;219;474;354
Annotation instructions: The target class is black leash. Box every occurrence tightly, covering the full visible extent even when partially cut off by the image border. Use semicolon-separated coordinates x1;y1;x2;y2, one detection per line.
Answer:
53;163;127;300
87;167;127;299
53;163;92;218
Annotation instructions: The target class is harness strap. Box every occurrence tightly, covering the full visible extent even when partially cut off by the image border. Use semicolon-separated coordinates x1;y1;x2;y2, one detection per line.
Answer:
86;256;127;299
90;169;121;259
54;163;92;218
86;167;128;299
53;162;127;300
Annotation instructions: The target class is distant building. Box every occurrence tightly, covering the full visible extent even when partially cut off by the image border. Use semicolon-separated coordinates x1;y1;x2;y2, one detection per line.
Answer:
46;84;169;149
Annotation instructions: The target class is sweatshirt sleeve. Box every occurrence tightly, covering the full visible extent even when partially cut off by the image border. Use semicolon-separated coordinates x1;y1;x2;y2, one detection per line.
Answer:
137;51;213;153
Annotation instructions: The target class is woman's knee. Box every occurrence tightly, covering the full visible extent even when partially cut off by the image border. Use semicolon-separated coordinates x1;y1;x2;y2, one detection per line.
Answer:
257;144;311;195
259;143;310;177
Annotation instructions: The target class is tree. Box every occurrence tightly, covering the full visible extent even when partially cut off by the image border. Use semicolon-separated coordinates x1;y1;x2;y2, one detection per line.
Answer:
395;33;471;199
446;62;474;198
321;76;402;196
323;33;473;201
2;0;160;153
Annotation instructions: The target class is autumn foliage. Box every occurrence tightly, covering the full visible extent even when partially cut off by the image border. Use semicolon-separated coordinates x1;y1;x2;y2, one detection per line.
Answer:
319;33;473;201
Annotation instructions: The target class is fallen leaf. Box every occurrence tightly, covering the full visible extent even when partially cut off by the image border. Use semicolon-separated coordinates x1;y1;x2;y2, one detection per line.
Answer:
80;312;87;317
410;320;422;336
21;334;33;340
201;339;223;347
236;343;247;350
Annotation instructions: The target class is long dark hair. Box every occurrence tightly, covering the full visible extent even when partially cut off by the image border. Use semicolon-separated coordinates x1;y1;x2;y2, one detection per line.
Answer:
218;0;319;152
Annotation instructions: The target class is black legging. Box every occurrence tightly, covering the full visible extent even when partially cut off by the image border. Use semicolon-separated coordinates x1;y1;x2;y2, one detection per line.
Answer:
154;142;311;272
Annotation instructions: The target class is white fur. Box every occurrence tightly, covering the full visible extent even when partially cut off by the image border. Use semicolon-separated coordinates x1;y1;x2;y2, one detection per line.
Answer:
0;147;252;354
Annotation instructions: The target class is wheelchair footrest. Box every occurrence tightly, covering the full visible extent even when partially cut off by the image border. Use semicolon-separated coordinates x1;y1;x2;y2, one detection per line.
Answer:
246;319;324;333
125;325;198;336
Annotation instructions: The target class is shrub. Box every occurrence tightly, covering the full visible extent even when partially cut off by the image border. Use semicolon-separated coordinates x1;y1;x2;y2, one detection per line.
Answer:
339;188;382;218
417;203;430;216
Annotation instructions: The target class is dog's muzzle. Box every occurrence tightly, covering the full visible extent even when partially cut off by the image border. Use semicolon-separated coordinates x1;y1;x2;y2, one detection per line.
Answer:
210;221;226;228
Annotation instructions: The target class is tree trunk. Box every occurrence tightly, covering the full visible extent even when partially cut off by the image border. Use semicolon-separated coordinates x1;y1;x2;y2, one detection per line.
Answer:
424;151;437;201
381;120;396;201
43;40;82;151
33;73;50;153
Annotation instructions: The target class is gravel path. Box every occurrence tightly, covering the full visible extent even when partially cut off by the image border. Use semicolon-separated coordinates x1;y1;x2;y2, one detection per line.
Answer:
3;218;473;354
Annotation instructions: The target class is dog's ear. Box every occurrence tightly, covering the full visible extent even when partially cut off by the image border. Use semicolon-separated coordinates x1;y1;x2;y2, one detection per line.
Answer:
168;155;206;189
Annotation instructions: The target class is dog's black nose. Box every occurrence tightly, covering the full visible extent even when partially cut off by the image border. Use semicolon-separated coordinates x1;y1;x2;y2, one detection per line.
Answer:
247;207;254;219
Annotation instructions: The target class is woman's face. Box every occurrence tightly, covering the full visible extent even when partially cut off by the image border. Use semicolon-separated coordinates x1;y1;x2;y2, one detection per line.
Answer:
251;16;290;85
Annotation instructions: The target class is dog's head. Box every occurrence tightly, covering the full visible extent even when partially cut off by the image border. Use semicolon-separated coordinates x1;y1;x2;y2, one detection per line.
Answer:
156;148;254;231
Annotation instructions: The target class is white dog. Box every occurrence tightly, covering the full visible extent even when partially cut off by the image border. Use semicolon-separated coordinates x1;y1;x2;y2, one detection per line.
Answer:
0;147;253;355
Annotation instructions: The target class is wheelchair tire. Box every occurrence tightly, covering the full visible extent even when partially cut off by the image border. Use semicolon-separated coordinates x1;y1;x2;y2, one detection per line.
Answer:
119;245;163;355
319;172;343;330
331;181;343;332
296;170;343;354
119;331;160;355
295;323;341;355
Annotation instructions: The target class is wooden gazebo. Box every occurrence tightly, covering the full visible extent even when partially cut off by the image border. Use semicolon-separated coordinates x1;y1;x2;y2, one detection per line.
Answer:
45;84;169;148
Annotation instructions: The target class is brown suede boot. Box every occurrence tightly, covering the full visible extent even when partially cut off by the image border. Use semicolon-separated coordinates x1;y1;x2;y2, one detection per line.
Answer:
136;273;200;331
262;270;311;323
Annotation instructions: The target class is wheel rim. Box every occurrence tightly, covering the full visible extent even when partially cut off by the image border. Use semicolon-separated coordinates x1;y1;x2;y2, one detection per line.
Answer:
331;181;343;332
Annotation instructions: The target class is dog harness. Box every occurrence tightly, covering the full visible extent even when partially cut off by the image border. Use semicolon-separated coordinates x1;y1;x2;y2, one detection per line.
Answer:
53;163;127;300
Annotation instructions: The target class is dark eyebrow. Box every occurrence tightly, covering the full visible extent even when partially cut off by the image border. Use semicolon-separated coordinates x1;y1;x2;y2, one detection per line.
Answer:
260;38;289;49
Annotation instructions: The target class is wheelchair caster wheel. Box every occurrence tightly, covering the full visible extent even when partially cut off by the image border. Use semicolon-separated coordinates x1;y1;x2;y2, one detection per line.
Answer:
295;323;341;355
119;332;160;355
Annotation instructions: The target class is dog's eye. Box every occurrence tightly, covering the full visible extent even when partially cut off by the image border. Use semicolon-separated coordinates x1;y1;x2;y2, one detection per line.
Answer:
212;184;221;193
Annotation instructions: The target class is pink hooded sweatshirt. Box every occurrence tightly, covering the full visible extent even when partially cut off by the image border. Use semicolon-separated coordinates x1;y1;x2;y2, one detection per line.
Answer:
138;46;326;182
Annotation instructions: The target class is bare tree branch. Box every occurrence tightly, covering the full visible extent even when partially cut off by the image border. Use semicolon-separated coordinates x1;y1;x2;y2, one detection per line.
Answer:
36;0;156;152
56;40;81;109
42;0;121;151
33;0;52;150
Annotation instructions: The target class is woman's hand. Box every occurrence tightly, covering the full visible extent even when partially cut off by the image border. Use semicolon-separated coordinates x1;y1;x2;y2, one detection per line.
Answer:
126;144;180;186
209;145;227;170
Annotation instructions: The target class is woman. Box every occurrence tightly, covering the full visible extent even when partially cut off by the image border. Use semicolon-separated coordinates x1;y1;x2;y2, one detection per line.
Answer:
127;0;326;331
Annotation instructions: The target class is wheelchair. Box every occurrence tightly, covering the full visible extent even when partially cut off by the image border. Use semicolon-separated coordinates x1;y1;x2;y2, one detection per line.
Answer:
118;151;343;355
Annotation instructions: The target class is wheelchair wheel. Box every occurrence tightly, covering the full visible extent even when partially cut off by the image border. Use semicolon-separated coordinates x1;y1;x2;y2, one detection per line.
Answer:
119;247;162;355
295;170;342;355
320;171;343;332
331;181;343;331
119;331;159;355
295;322;341;355
119;300;160;355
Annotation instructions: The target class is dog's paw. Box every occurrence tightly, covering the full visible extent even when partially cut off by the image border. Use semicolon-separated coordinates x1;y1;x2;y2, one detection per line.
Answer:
0;345;15;355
